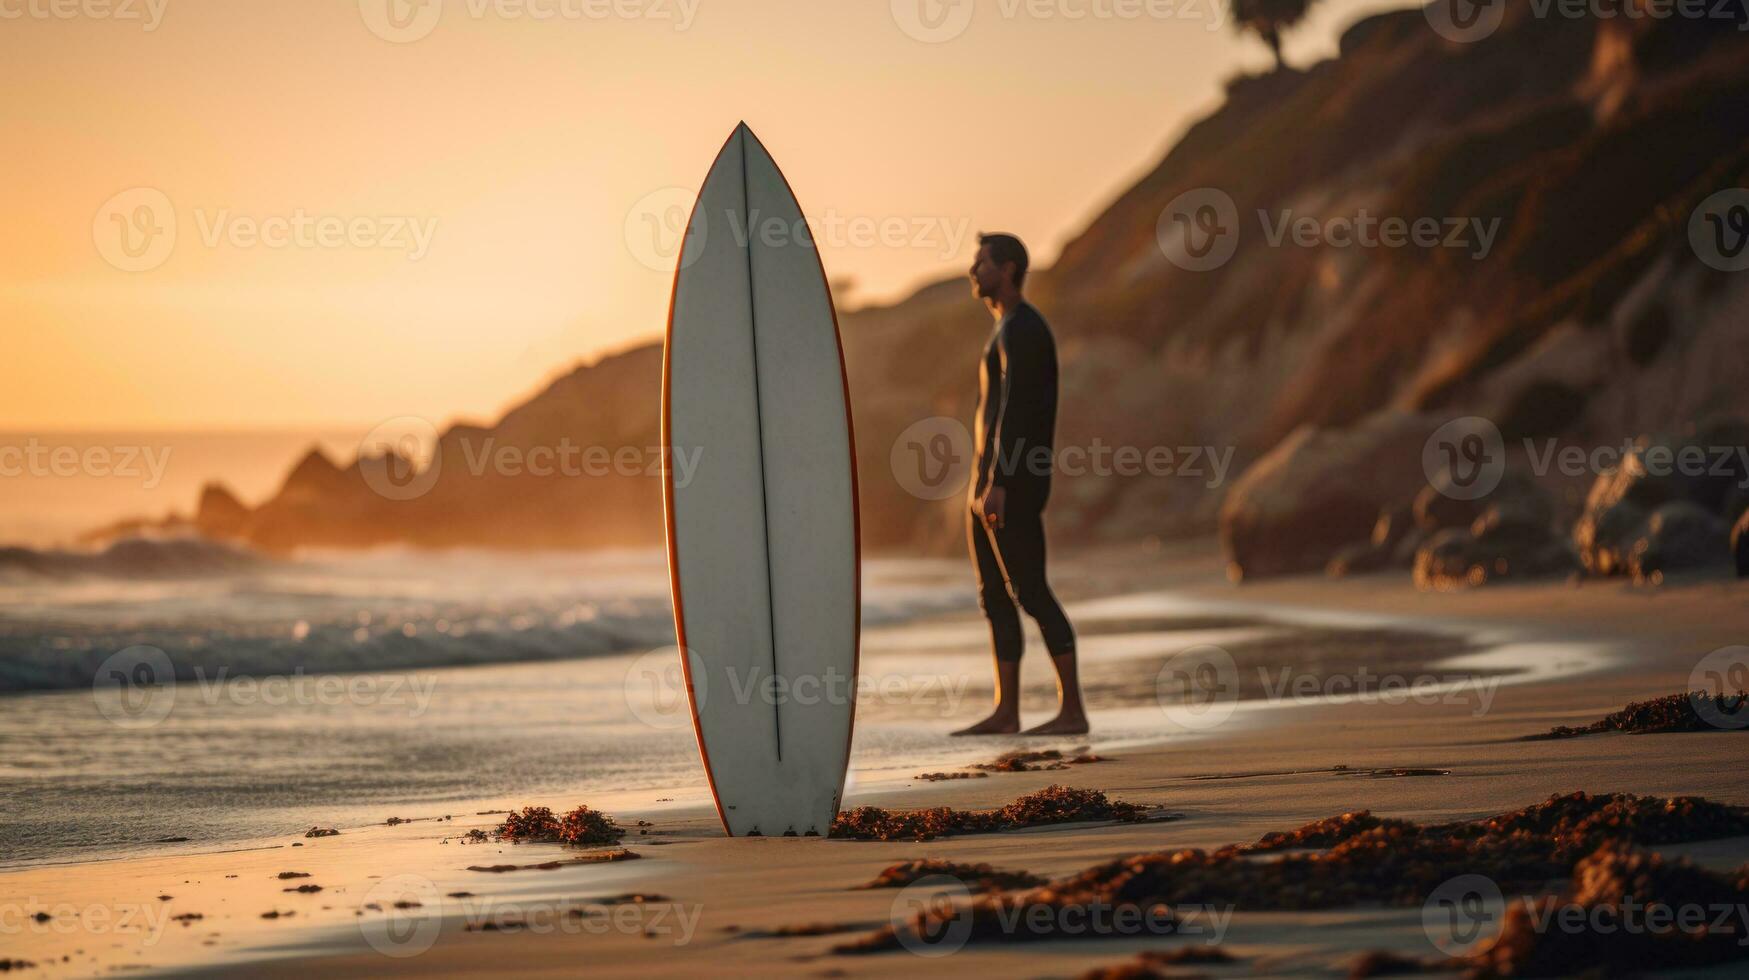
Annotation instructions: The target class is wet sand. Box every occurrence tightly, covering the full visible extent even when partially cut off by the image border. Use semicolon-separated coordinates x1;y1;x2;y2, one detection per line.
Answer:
6;540;1749;977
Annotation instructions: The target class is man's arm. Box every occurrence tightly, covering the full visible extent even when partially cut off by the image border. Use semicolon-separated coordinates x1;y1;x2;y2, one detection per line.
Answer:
988;318;1048;492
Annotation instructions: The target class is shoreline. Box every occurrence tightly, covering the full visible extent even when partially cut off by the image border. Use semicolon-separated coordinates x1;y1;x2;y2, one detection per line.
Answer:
3;543;1569;873
4;546;1747;976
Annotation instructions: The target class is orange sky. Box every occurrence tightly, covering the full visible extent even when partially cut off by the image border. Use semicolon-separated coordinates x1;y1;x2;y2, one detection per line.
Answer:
2;0;1410;431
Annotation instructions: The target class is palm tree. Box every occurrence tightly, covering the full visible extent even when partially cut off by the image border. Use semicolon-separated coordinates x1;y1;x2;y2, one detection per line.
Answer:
1232;0;1316;71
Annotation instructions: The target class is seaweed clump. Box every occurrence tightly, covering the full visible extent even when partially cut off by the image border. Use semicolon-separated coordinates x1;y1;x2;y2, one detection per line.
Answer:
1245;810;1416;853
971;749;1107;773
834;792;1749;954
858;859;1046;892
1473;845;1749;977
1527;691;1749;739
829;786;1151;841
497;805;625;846
1077;946;1236;978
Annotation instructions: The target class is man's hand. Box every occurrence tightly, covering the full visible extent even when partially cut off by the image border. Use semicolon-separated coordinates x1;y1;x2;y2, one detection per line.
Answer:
978;485;1007;530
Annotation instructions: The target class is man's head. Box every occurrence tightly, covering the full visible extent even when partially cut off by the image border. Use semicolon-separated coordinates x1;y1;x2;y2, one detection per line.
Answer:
969;232;1028;301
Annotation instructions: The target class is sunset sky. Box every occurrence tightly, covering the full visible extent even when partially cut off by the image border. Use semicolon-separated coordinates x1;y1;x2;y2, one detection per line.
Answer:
3;0;1409;432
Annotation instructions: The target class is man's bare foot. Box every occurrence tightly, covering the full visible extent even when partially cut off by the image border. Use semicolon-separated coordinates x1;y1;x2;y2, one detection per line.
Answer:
951;712;1020;736
1022;712;1089;736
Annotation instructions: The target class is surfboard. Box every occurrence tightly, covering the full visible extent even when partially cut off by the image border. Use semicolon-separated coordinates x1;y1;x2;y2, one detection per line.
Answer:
661;122;860;838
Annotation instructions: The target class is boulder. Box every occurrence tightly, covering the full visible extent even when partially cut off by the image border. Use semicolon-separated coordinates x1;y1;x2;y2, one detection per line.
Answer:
1412;503;1578;591
1575;431;1749;576
1325;539;1389;578
1626;501;1732;582
1412;468;1547;532
1219;413;1442;581
193;482;250;540
1734;509;1749;577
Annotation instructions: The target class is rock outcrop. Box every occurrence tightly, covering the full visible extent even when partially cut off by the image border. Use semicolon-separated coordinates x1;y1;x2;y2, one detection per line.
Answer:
82;8;1749;562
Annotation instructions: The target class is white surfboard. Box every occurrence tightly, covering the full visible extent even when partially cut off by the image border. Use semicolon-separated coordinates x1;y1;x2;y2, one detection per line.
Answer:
662;122;860;837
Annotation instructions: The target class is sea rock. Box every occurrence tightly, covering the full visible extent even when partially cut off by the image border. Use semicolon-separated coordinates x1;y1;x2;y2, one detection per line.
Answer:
194;482;250;539
1626;501;1732;582
1574;432;1748;575
1220;412;1442;581
1411;467;1545;532
1412;503;1578;591
1326;499;1424;577
1735;509;1749;577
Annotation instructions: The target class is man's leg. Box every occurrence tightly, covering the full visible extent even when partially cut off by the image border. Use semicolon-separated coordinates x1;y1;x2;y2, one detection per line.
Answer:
952;506;1023;735
995;509;1087;735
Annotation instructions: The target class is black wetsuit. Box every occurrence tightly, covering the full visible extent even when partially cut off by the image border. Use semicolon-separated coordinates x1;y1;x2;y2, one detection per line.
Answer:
969;302;1076;664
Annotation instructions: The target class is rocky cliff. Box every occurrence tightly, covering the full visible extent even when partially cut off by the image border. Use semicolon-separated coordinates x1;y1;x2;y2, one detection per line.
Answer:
100;4;1749;563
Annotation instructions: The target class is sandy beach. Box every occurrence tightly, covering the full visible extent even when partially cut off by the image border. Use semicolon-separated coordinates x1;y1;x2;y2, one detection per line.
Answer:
7;540;1747;978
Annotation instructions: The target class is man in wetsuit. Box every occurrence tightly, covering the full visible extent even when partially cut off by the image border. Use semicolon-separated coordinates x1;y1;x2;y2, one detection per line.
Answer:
951;232;1087;736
